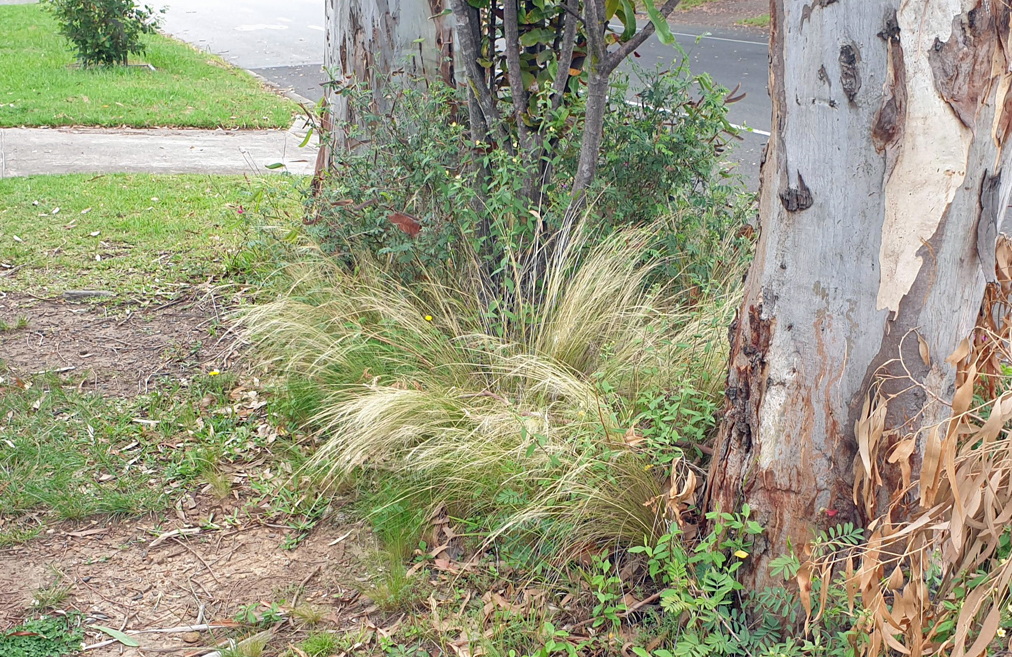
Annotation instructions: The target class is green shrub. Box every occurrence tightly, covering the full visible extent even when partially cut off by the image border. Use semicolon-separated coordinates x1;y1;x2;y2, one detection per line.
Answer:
311;62;752;294
44;0;163;66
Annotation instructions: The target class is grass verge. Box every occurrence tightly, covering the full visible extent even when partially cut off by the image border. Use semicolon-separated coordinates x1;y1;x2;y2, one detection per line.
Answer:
678;0;720;9
0;4;296;129
737;13;770;28
0;174;306;298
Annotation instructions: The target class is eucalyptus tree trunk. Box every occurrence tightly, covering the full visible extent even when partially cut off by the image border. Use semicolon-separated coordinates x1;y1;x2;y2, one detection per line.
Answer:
324;0;455;127
704;0;1012;592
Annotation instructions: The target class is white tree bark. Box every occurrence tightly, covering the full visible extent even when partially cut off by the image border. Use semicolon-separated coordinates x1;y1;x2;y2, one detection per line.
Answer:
705;0;1012;591
324;0;455;126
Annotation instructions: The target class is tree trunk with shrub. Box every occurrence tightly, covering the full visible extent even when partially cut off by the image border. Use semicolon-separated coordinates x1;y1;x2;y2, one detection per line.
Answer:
704;0;1012;593
323;0;455;128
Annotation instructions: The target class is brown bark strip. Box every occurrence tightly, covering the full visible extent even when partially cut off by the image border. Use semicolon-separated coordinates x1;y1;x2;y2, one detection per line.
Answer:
929;10;997;128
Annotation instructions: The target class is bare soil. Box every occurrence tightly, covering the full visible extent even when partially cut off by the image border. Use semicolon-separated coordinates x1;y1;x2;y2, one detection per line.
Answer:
674;0;769;30
0;491;374;656
0;292;242;397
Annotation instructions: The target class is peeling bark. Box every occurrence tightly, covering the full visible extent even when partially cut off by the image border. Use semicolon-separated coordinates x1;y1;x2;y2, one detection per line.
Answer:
705;0;1012;593
324;0;455;128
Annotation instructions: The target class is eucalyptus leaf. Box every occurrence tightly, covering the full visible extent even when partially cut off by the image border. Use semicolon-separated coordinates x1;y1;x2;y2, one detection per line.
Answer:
90;626;139;647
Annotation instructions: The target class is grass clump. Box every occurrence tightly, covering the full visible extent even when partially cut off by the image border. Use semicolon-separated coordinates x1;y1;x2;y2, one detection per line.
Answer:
0;316;29;332
246;223;740;558
0;4;295;128
299;632;339;657
31;569;71;609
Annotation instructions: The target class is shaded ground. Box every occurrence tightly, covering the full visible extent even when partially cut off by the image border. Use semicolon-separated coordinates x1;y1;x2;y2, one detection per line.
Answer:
0;292;241;397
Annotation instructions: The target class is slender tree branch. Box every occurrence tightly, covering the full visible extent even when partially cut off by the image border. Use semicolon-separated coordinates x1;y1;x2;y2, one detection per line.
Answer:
550;0;580;112
582;0;607;64
604;0;682;73
449;0;513;151
559;1;585;25
503;0;532;151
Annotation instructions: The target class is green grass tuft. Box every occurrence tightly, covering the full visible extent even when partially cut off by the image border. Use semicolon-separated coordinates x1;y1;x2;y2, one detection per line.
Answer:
737;13;770;28
299;632;339;657
0;4;296;128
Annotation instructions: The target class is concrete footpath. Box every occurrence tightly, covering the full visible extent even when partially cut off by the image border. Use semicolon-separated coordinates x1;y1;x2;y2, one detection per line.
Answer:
0;122;318;178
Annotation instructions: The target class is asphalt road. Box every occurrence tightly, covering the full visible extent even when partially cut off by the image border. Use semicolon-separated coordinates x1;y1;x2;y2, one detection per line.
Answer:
156;1;770;185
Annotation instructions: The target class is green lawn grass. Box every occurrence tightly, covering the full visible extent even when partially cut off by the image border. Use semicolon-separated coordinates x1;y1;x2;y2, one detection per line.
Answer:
0;173;310;546
678;0;720;9
0;4;296;128
0;174;306;297
0;372;309;546
737;13;770;28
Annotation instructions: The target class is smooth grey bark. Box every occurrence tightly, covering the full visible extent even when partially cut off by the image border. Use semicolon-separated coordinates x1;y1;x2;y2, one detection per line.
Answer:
705;0;1012;592
324;0;455;129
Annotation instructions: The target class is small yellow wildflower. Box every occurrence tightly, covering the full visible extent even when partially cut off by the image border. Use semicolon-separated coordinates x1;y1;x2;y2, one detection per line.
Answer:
734;550;749;559
998;627;1007;638
425;315;433;322
208;370;220;376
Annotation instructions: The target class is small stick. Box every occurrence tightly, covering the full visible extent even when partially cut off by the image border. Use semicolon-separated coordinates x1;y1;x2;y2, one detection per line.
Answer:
0;265;25;278
149;527;200;548
290;565;322;609
326;528;355;546
173;538;222;586
129;623;231;634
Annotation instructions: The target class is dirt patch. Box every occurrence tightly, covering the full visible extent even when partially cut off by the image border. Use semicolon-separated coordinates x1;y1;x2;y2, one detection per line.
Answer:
0;293;242;397
674;0;769;30
0;493;373;656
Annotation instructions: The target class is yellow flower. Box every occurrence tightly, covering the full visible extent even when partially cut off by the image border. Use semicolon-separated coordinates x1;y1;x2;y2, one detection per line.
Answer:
998;627;1007;638
734;550;749;559
208;370;220;376
424;315;433;322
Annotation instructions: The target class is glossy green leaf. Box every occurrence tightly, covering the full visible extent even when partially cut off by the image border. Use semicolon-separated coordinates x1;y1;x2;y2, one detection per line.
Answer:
641;0;675;45
618;0;637;41
519;28;556;47
298;127;313;149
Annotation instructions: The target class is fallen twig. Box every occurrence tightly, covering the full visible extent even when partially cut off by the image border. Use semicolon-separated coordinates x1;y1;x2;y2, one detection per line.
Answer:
326;528;355;546
0;265;25;278
148;527;200;548
31;366;76;375
172;537;222;585
129;624;232;634
290;565;322;609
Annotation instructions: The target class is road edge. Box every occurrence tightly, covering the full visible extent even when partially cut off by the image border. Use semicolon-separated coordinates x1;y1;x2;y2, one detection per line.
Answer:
245;68;318;109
